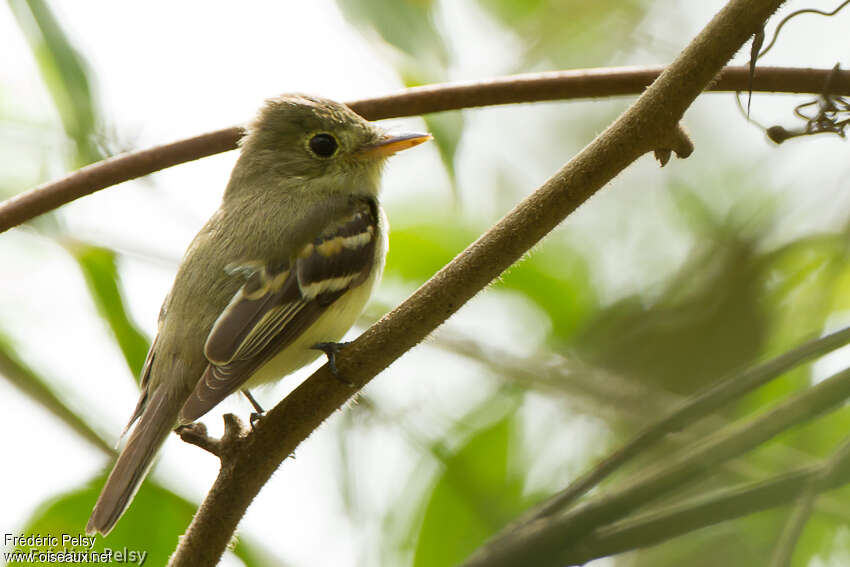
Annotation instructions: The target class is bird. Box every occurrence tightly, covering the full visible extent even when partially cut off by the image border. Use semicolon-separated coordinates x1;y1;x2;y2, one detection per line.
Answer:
86;94;431;536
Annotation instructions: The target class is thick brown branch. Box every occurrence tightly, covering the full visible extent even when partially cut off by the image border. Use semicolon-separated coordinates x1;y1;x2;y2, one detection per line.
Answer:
167;0;787;565
2;65;848;234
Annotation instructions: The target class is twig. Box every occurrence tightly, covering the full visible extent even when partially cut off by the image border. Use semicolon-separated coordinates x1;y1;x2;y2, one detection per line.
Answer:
176;422;221;458
2;66;849;234
563;433;850;564
769;434;850;567
430;327;668;421
519;324;850;525
653;123;694;166
167;0;788;564
567;468;816;563
561;450;850;564
757;0;850;61
462;363;850;567
769;482;820;567
747;28;765;115
433;327;850;524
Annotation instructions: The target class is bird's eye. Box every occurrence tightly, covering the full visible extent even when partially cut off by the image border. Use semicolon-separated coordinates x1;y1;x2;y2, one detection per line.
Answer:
308;133;338;158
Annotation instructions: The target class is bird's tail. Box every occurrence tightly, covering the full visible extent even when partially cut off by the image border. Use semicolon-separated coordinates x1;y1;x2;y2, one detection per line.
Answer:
86;386;178;536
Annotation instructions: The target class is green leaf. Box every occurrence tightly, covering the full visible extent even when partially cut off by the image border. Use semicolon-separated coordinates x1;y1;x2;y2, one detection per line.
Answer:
8;473;294;567
8;0;104;165
9;470;275;567
475;0;648;68
500;241;597;342
11;475;194;567
574;234;769;396
760;234;846;350
422;111;463;187
668;182;723;235
339;2;464;200
65;242;150;381
829;259;850;313
0;330;112;454
335;0;448;79
742;233;849;415
387;220;597;342
400;68;463;189
413;415;526;567
386;222;478;284
790;512;841;567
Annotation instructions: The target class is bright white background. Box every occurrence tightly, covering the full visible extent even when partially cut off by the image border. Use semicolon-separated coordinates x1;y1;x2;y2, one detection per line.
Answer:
1;1;849;566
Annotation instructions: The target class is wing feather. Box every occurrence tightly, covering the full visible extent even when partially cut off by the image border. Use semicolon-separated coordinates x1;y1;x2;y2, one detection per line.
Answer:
180;199;379;422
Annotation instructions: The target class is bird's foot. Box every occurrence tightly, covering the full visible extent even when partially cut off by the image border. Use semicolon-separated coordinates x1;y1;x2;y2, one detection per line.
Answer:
242;389;265;429
312;341;354;386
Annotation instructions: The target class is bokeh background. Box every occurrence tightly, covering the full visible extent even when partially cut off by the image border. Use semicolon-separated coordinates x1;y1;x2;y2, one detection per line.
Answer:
2;1;850;565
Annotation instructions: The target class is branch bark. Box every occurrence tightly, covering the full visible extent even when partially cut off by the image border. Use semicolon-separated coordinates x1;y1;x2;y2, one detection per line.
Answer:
2;65;848;234
164;0;787;565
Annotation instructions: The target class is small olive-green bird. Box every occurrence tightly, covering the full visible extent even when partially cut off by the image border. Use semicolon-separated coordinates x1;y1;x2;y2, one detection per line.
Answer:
86;94;430;536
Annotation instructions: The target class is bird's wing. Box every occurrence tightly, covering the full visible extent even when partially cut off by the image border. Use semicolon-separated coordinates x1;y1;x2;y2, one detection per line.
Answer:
179;199;379;422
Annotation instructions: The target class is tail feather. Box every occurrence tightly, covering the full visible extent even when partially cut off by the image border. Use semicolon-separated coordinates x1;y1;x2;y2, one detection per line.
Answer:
87;387;179;535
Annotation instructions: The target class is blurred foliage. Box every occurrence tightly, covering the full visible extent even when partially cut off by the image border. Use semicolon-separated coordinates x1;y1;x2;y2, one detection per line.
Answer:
7;0;105;166
335;0;448;80
414;107;464;186
475;0;647;68
383;191;850;566
573;231;768;395
12;473;273;567
0;0;142;484
64;241;151;381
4;1;850;567
0;331;112;454
13;476;194;567
336;0;465;190
387;220;598;341
412;414;527;567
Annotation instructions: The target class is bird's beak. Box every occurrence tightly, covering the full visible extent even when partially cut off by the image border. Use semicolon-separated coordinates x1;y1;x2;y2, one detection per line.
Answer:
357;132;432;159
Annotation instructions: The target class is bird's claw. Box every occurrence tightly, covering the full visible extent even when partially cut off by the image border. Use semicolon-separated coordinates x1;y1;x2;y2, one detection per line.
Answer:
249;411;264;429
312;341;354;386
242;389;265;429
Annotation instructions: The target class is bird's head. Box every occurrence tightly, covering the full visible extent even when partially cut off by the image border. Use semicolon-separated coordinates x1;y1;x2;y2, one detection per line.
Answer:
232;94;430;196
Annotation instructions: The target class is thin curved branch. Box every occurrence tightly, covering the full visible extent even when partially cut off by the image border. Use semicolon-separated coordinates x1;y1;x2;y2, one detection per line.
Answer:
437;326;850;526
563;435;850;565
522;324;850;524
769;434;850;567
167;0;787;565
769;481;821;567
2;65;849;234
0;127;242;234
757;0;850;60
466;364;850;567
